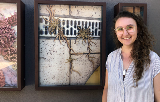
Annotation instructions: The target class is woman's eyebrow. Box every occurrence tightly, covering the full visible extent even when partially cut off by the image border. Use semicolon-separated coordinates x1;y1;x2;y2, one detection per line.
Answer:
127;24;134;26
116;24;134;28
115;26;123;28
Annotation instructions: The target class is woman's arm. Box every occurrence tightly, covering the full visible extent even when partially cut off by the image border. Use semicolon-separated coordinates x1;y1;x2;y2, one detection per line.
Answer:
102;70;108;102
154;73;160;102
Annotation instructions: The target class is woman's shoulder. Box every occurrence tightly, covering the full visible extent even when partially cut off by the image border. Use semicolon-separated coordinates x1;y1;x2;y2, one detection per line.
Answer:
107;48;121;61
150;50;160;62
106;48;121;69
108;48;121;57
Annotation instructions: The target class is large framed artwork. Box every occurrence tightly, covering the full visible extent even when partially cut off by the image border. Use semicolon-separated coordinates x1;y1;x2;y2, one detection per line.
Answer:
34;0;106;90
0;0;25;90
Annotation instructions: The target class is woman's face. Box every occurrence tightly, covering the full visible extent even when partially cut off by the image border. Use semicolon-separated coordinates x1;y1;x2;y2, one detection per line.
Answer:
115;17;138;48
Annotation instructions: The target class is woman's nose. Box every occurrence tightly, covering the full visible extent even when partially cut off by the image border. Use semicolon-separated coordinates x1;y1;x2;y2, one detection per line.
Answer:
123;28;129;35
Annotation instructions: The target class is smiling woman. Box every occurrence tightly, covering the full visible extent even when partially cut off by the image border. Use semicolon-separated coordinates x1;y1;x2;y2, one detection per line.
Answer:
102;11;160;102
115;17;137;48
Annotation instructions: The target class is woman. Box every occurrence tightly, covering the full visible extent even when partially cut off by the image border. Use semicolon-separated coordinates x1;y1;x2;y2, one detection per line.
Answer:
102;11;160;102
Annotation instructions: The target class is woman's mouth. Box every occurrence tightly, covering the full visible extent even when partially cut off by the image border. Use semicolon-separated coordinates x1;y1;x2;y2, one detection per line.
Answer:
123;37;131;40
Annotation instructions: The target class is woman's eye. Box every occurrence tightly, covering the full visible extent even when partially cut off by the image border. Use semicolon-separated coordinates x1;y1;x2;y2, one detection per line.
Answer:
127;26;134;30
117;28;123;31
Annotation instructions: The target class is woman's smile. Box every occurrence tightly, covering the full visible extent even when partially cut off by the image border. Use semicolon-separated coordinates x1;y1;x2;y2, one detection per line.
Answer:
122;37;131;40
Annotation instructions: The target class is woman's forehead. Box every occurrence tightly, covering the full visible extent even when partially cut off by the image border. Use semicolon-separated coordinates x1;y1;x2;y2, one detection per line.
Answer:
115;17;137;27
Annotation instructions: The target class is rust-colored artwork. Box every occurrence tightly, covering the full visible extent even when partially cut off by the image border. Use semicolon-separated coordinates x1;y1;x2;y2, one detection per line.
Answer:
0;3;17;87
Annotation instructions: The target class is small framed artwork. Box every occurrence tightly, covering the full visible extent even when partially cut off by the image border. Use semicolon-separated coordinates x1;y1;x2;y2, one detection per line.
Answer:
34;0;106;90
114;3;147;24
0;0;25;90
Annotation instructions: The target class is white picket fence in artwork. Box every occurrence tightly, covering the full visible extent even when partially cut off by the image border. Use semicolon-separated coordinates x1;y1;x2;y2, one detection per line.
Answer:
39;16;101;38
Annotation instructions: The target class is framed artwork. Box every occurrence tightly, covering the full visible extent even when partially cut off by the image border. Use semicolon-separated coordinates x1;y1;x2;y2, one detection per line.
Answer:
34;0;106;90
0;0;25;90
114;3;147;24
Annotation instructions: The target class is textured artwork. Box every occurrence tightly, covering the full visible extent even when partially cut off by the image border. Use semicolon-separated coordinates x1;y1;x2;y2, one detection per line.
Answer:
122;6;144;17
0;3;17;87
38;4;102;86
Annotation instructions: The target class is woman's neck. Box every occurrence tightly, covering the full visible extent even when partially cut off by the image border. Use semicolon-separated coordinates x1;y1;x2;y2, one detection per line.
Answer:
121;46;132;58
121;46;133;70
121;45;132;54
